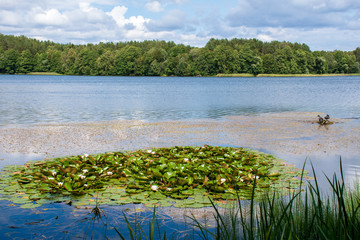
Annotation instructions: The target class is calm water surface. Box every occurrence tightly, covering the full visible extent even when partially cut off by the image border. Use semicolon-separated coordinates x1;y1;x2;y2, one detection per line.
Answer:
1;75;360;125
1;75;360;239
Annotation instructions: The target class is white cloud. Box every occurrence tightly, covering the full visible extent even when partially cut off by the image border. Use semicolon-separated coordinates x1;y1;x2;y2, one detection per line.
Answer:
0;0;359;50
107;6;128;27
145;1;164;12
0;10;22;26
32;8;69;26
257;34;274;42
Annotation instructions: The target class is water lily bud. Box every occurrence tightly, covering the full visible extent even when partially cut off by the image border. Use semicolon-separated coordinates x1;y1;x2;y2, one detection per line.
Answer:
151;185;158;191
107;171;113;176
166;187;172;191
184;158;190;162
48;177;55;180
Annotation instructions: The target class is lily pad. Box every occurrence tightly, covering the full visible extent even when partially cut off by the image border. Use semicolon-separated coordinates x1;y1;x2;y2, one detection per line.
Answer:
0;145;307;208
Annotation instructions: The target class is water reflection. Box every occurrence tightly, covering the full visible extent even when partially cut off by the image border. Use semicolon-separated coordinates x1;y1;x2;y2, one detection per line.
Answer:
0;152;44;170
273;152;360;192
1;75;360;124
0;201;209;239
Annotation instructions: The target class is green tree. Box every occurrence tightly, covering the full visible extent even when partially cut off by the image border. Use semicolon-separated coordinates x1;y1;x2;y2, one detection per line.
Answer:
34;52;50;72
95;50;116;75
273;46;298;74
0;48;6;73
74;47;99;75
61;48;77;74
237;44;263;74
114;46;141;75
4;49;19;74
19;49;35;73
189;48;216;76
314;57;327;74
213;45;239;74
140;47;168;76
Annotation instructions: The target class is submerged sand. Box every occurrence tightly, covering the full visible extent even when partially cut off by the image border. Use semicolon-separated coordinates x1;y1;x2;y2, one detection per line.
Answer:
0;112;359;158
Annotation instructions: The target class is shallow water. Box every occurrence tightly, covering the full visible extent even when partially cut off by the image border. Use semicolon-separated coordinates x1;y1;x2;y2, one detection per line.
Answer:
0;75;360;239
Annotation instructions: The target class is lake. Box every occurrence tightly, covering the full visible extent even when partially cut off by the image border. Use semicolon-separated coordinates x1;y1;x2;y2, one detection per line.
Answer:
0;75;360;239
1;75;360;125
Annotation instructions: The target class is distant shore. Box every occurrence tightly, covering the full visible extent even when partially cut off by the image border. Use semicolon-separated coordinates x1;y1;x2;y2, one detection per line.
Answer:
3;72;360;77
216;73;360;77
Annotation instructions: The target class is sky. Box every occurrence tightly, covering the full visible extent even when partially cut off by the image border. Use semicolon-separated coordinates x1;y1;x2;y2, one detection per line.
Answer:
1;0;360;51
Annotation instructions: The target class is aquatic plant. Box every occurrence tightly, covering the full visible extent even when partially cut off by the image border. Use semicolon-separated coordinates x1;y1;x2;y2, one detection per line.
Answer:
190;160;360;240
0;146;305;208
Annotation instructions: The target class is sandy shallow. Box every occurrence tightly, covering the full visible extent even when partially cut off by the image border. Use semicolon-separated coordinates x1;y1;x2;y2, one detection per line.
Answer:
0;111;359;158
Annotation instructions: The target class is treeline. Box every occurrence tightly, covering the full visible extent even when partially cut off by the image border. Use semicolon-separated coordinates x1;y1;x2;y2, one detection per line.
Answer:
1;33;360;76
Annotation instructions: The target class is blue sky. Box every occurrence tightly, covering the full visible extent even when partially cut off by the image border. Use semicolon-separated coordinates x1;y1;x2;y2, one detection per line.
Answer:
1;0;360;51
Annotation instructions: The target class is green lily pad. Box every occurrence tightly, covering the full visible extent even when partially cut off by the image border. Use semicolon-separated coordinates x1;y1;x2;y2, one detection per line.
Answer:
0;145;307;208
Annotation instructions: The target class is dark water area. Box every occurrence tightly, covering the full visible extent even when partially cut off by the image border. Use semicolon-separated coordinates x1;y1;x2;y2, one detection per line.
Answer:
1;75;360;125
0;75;360;239
0;201;202;239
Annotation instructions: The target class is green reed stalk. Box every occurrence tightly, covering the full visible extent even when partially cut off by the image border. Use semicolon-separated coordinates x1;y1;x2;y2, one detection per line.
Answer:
113;158;360;240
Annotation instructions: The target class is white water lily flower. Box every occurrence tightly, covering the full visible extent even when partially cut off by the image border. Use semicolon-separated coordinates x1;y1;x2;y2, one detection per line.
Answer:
48;177;55;180
107;171;113;176
51;171;57;176
84;184;88;187
151;185;158;191
84;154;89;158
184;158;190;162
147;150;152;153
166;187;172;191
79;175;86;180
220;178;226;184
58;182;63;187
82;169;89;174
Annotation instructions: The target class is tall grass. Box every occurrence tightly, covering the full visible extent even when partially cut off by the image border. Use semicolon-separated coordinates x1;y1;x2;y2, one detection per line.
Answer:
115;159;360;239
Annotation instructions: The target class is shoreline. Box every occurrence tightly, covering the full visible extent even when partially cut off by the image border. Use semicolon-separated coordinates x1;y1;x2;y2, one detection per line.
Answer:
3;72;360;77
216;73;360;77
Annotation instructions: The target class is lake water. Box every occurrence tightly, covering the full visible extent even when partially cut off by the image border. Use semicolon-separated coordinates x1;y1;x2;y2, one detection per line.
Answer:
1;75;360;125
0;75;360;239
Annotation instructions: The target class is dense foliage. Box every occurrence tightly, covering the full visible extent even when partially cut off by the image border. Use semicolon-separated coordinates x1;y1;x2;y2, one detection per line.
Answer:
1;33;359;76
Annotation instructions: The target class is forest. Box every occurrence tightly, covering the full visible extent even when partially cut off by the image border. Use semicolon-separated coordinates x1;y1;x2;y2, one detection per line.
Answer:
1;33;360;76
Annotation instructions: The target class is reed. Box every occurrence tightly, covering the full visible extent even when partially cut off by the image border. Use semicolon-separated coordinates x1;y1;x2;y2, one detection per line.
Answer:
115;159;360;239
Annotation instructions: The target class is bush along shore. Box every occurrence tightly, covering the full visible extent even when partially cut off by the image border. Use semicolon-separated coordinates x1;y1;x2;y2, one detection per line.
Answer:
0;146;304;208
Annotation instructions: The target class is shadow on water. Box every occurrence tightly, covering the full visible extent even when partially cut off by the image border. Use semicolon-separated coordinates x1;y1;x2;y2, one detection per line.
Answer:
0;200;209;239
